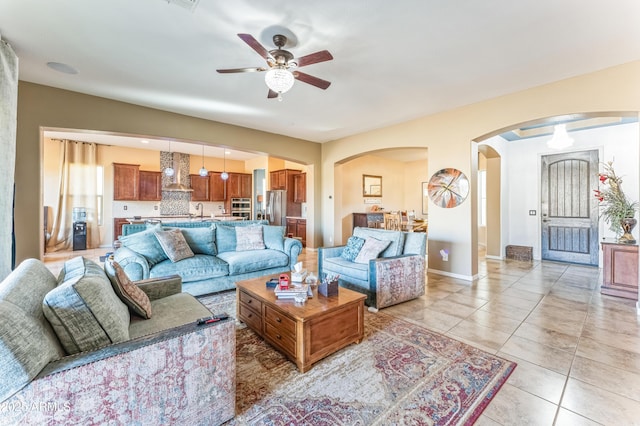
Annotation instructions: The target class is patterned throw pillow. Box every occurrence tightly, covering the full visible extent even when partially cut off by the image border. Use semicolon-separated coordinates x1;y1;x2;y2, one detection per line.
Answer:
354;237;392;264
110;261;153;319
154;229;195;262
236;225;266;251
341;236;366;262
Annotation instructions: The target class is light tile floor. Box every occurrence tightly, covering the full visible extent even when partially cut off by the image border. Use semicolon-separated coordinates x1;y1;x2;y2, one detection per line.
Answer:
44;248;640;425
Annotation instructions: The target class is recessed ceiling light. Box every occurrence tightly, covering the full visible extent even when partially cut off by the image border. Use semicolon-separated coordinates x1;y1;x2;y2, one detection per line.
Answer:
46;62;78;75
140;139;149;144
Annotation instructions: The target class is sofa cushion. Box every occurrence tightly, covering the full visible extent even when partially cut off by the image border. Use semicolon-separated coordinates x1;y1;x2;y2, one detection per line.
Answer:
43;257;130;355
217;249;289;275
354;237;391;264
119;228;168;267
216;225;237;253
263;225;285;251
155;229;195;262
178;226;217;255
341;236;366;261
353;227;405;257
0;259;64;403
236;225;265;251
323;256;369;282
106;261;153;319
150;254;229;283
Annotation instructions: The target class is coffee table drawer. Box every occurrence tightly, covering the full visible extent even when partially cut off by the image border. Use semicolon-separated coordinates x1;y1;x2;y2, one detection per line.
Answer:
239;290;262;311
265;322;296;357
239;303;262;331
264;306;296;337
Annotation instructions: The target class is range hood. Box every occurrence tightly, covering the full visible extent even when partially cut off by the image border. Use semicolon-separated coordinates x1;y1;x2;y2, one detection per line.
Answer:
163;152;193;192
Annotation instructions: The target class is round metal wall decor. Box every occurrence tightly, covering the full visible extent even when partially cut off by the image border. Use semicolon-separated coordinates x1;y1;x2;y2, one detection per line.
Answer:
427;168;469;208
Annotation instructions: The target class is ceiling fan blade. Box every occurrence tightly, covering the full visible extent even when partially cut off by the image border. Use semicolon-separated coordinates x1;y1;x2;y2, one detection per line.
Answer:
267;89;278;99
293;71;331;90
216;67;267;74
295;50;333;68
237;33;274;61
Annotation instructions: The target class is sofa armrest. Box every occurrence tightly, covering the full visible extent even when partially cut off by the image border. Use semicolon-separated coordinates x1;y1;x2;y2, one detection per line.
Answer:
317;246;346;276
284;237;303;269
369;254;425;309
135;275;182;300
113;246;150;281
4;320;235;425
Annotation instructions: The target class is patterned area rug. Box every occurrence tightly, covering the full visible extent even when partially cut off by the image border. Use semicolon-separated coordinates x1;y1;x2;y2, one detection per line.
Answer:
199;291;515;426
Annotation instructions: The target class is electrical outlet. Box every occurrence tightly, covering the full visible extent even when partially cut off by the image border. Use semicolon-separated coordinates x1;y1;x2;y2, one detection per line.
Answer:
154;205;158;210
218;205;222;210
123;205;127;211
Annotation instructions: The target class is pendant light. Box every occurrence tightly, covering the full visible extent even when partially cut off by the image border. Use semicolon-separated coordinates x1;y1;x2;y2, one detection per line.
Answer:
199;144;208;177
164;141;175;177
547;124;574;150
220;149;229;181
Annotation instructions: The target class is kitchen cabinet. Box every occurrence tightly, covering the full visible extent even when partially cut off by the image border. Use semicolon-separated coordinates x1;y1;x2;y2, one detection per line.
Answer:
294;173;306;203
190;174;210;201
601;240;638;300
271;169;302;217
227;173;251;199
139;171;162;201
270;170;287;190
286;218;306;247
113;163;140;200
209;172;226;202
113;217;129;242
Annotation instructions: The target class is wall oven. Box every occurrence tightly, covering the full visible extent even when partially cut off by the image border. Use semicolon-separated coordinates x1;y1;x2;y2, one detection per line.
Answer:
231;198;251;220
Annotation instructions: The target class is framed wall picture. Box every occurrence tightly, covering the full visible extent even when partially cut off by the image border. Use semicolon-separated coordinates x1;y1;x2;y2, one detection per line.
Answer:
427;168;469;208
363;174;382;197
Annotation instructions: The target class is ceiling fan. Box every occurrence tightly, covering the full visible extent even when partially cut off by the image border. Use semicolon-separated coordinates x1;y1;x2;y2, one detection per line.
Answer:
217;33;333;101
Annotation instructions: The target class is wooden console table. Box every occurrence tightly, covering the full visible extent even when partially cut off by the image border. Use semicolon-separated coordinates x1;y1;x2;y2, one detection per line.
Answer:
353;212;384;230
601;240;638;300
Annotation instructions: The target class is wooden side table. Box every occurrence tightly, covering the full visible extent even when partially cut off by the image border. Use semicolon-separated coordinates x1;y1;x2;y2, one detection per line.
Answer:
601;240;639;301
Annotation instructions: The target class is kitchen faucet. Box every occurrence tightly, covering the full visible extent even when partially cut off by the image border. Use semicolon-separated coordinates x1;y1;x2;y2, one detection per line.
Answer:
196;202;204;219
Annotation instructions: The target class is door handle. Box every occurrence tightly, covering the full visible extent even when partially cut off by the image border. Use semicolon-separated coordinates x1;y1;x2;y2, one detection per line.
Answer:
542;219;550;222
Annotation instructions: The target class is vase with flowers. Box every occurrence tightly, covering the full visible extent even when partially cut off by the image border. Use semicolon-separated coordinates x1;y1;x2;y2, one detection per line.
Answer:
593;161;638;244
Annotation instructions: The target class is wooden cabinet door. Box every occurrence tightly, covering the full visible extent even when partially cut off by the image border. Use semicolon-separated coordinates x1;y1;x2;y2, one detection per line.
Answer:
240;173;252;198
209;172;226;201
296;219;306;246
286;219;296;237
190;174;210;201
113;163;140;200
226;173;241;199
113;217;129;242
294;173;306;203
139;170;162;201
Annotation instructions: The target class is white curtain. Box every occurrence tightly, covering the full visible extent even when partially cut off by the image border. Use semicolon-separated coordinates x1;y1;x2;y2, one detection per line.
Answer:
0;37;18;278
47;140;101;251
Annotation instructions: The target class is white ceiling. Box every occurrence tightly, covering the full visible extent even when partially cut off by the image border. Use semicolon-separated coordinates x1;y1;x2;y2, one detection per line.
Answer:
2;0;640;148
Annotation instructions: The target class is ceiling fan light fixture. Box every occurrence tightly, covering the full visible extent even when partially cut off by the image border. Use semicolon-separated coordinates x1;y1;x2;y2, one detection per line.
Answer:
547;124;574;150
265;68;294;94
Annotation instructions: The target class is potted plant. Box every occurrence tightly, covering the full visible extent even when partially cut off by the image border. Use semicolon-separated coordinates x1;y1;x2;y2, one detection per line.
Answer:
594;161;638;243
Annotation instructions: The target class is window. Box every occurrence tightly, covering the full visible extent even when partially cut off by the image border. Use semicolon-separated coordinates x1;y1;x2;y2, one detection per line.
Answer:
478;170;486;226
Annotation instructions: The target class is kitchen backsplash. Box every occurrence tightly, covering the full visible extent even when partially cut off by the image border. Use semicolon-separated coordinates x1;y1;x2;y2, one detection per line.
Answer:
112;201;225;218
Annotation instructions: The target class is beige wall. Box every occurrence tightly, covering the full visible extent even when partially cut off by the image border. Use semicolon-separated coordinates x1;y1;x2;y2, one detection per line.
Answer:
323;60;640;279
16;82;321;263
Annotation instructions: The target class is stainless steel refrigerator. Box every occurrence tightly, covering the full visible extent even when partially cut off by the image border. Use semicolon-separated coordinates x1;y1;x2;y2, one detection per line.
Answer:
266;190;287;226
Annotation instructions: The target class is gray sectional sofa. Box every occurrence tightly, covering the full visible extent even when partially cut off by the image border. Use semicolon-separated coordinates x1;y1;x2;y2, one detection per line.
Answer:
0;256;235;425
114;220;303;296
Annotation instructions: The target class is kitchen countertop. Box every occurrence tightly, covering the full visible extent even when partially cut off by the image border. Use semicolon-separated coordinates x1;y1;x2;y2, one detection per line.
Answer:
285;216;307;220
126;215;242;223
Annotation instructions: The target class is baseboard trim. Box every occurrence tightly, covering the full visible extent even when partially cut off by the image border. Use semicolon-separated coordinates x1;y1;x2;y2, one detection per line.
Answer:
427;269;475;281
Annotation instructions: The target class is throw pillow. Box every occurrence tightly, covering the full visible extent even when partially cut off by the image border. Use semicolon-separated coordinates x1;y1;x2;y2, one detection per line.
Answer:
215;224;237;253
263;225;286;251
108;261;152;319
236;225;266;251
118;229;168;267
154;229;195;262
341;236;366;262
354;237;391;264
42;257;130;355
177;226;217;255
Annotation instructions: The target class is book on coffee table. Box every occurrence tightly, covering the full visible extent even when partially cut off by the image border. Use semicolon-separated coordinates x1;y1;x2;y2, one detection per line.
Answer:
274;283;311;299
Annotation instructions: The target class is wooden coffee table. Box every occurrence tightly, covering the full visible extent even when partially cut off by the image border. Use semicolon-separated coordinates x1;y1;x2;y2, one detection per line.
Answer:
236;274;366;372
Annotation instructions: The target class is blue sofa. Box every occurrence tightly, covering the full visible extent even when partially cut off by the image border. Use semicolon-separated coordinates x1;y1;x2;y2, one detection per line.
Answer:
113;220;303;296
318;227;426;310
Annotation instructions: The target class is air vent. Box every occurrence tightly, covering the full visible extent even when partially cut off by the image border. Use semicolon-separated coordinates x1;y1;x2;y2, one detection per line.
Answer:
162;0;200;12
